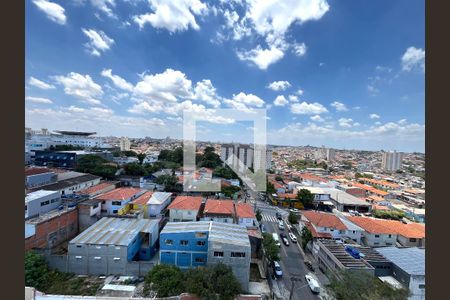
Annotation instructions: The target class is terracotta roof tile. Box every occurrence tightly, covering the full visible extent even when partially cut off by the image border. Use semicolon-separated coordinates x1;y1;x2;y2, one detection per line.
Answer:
131;191;154;205
168;196;203;211
236;203;256;218
303;211;347;230
203;199;234;216
25;167;53;176
78;182;115;195
347;216;425;238
95;187;143;201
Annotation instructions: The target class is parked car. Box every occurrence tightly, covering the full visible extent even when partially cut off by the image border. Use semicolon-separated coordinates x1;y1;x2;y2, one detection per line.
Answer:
289;232;297;243
272;232;281;247
305;274;320;293
289;208;300;213
280;233;289;246
278;220;285;230
304;260;315;271
286;223;293;231
273;261;283;278
260;224;267;233
276;212;282;220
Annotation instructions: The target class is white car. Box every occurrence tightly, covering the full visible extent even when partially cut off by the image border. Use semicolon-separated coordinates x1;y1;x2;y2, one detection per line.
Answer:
288;232;297;243
278;220;285;230
273;261;283;277
305;274;320;294
289;208;300;213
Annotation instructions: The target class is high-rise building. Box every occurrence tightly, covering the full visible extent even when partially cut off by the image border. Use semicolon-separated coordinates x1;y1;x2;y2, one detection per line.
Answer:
382;151;403;171
220;144;271;171
119;136;131;151
326;148;336;161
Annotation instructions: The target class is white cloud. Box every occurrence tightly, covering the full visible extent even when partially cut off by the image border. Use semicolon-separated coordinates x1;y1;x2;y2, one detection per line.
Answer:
67;105;85;113
90;0;117;18
82;28;114;56
274;95;288;106
267;80;291;91
29;76;56;90
401;47;425;71
101;69;133;91
288;95;299;102
236;45;284;70
25;96;53;104
296;89;304;96
330;101;348;112
398;119;407;125
290;101;328;115
369;113;380;119
310;114;324;122
192;79;221;107
375;65;392;73
338;117;353;128
133;0;208;32
375;121;381;125
52;72;103;106
293;42;307;56
32;0;67;25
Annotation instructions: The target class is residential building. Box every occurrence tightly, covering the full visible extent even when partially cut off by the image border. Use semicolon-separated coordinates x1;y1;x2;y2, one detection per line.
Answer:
201;199;235;223
77;198;102;232
382;151;403;172
235;203;257;227
220;144;272;170
25;190;61;219
76;181;117;198
300;211;364;243
68;217;159;275
160;221;251;291
25;167;57;189
167;196;204;222
131;191;172;218
27;173;101;196
347;217;425;247
119;137;131;151
376;247;425;300
95;187;146;215
25;207;78;250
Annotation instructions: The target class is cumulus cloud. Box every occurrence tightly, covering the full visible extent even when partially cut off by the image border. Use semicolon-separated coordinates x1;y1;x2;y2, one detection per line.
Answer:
401;47;425;72
236;45;284;70
192;79;221;107
25;96;53;104
32;0;67;25
290;101;328;115
90;0;117;18
292;42;307;56
29;76;56;90
223;92;265;111
338;117;353;128
267;80;291;91
52;72;104;106
273;95;288;106
82;28;114;56
369;113;380;119
133;0;208;32
101;69;133;91
330;101;348;112
288;95;299;102
310;114;324;122
296;89;304;96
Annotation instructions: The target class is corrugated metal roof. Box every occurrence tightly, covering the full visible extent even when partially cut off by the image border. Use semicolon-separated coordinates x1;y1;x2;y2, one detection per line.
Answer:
376;247;425;275
70;217;159;246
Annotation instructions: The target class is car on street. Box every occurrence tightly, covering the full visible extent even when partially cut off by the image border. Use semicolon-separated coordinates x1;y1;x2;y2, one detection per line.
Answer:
304;260;315;271
273;261;283;278
278;220;285;230
279;233;289;246
275;212;282;220
272;232;281;247
289;208;300;213
288;232;297;243
305;274;320;293
260;224;267;233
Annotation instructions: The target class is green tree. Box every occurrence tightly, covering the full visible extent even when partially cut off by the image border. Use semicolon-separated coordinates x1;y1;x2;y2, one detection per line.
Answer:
25;251;50;291
297;189;314;208
262;233;280;262
124;163;146;176
275;175;283;182
137;153;146;164
221;185;240;198
92;165;117;180
301;226;313;250
329;270;409;300
256;209;262;222
288;211;298;224
266;180;276;194
144;264;185;297
76;155;118;179
209;263;242;300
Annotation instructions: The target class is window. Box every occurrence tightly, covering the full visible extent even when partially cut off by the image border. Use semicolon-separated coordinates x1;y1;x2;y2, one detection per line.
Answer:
388;234;392;238
374;235;380;238
180;240;189;246
195;257;206;263
231;252;246;258
195;232;207;238
339;230;345;234
112;201;122;206
75;256;82;259
112;210;118;214
113;257;121;261
197;241;206;246
40;200;50;206
25;205;27;211
102;201;105;204
76;245;82;248
409;238;417;242
352;230;356;234
165;239;173;245
374;242;380;245
94;257;101;260
418;284;425;289
213;251;224;257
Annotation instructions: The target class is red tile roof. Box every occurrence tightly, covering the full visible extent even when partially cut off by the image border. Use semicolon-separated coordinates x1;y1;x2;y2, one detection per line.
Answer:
350;182;389;196
302;211;347;230
236;203;256;218
203;199;234;216
77;182;115;195
95;187;143;201
131;191;154;205
25;167;53;176
347;216;425;238
299;173;328;183
168;196;203;211
304;221;332;238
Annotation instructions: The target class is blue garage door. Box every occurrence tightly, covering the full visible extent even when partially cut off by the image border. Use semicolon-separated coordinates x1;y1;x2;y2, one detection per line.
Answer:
160;251;176;265
176;252;191;268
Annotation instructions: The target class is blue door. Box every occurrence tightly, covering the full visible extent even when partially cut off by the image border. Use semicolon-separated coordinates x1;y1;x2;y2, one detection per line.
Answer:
176;252;191;268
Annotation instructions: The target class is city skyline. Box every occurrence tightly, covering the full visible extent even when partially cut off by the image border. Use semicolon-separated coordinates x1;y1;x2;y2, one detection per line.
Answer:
26;0;424;152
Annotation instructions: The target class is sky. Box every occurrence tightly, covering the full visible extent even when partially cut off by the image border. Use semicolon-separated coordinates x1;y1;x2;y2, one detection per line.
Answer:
25;0;425;152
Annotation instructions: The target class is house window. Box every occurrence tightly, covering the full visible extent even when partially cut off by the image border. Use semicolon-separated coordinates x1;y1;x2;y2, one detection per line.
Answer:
187;211;192;215
388;234;392;238
418;284;425;289
180;240;189;246
195;232;206;238
213;251;224;257
112;210;118;214
197;241;206;246
165;239;173;245
112;201;121;206
339;230;345;234
231;252;246;258
195;257;206;263
75;256;82;259
374;235;380;238
352;230;356;234
374;242;380;245
25;205;27;211
113;257;121;261
409;238;417;242
76;245;82;248
40;200;50;206
94;257;101;260
102;201;105;204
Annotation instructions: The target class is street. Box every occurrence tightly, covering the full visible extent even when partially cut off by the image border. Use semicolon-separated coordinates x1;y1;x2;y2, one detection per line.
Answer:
245;189;321;300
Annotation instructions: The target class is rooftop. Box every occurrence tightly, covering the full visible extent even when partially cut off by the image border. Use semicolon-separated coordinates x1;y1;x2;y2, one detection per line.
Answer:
28;174;101;192
204;199;235;216
161;221;212;234
318;239;374;269
302;211;348;230
236;203;256;219
209;222;250;247
347;216;425;238
70;217;159;246
95;187;143;201
131;191;154;205
148;192;172;205
168;196;203;211
376;247;425;275
26;190;59;203
25;167;54;176
77;182;116;195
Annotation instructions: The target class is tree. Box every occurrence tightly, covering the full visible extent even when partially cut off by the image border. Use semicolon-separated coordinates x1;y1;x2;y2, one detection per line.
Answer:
301;226;313;250
221;185;240;198
275;175;283;182
144;264;185;297
297;189;314;208
124;163;146;176
209;263;241;300
288;211;298;224
76;155;118;179
266;180;276;194
256;209;262;222
25;251;50;291
328;270;409;300
137;153;146;164
262;233;280;262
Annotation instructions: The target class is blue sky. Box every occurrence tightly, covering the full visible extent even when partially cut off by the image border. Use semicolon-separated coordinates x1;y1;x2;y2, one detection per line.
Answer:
25;0;425;152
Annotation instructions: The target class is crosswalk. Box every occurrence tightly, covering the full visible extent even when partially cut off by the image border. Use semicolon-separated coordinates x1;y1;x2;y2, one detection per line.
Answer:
262;214;279;223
